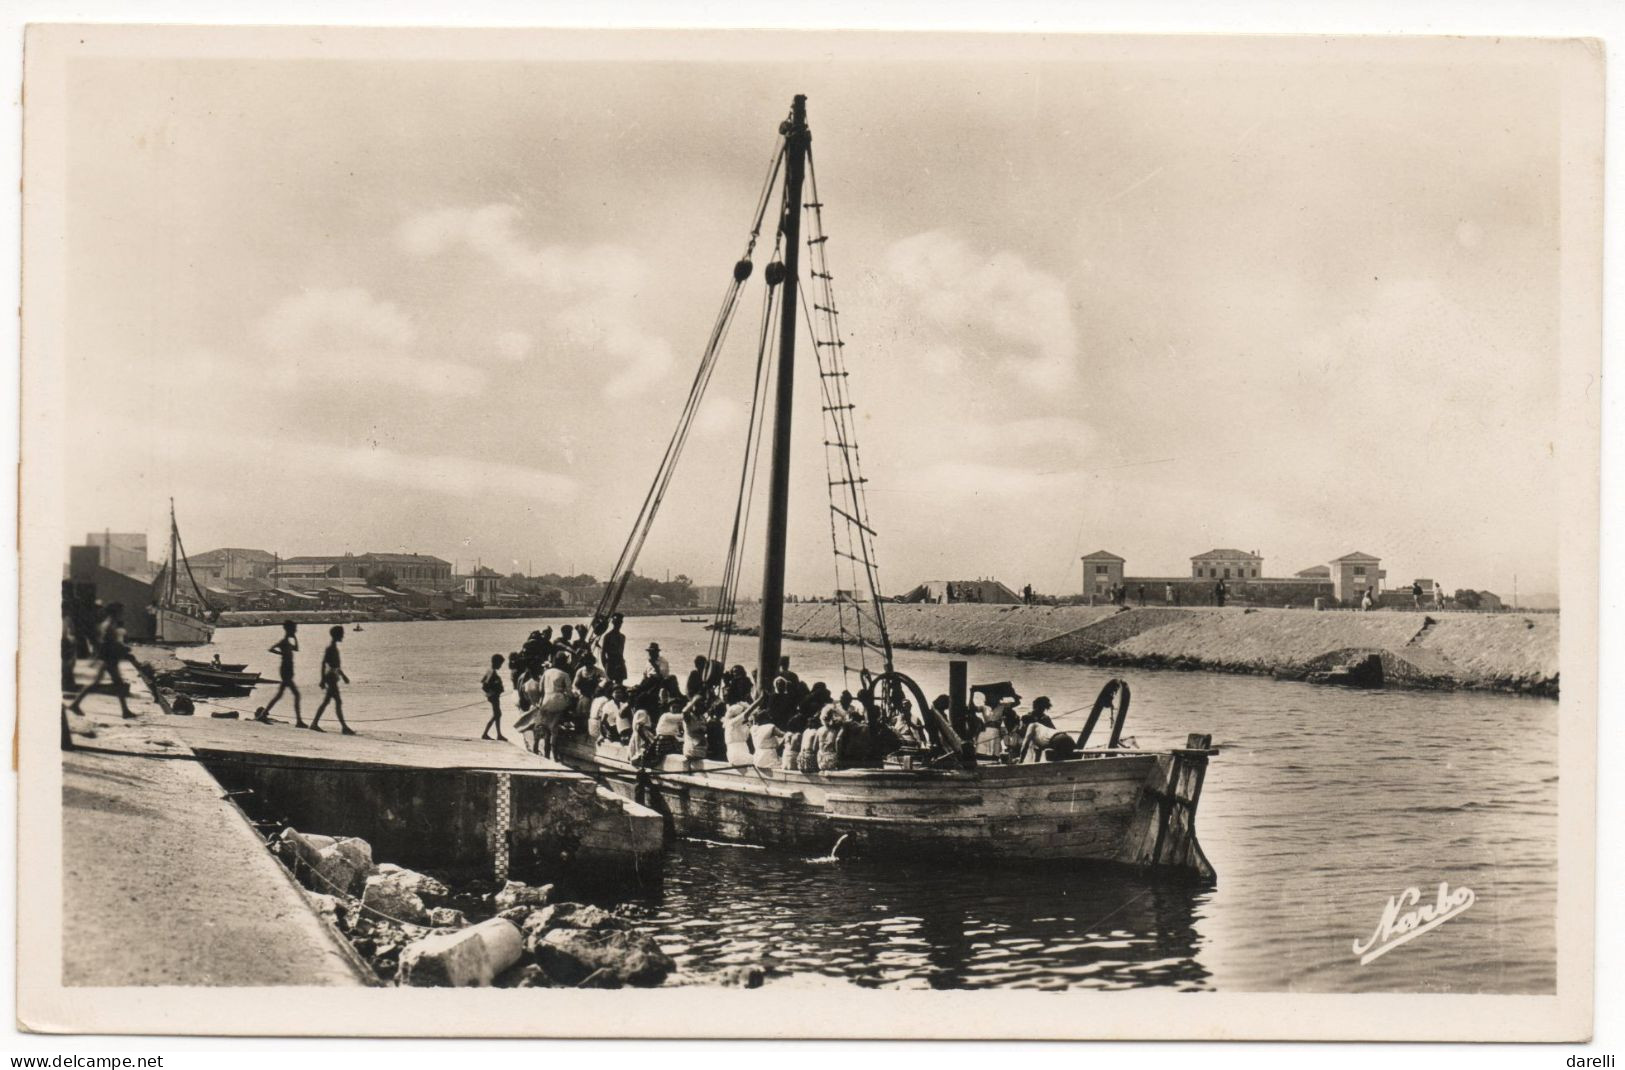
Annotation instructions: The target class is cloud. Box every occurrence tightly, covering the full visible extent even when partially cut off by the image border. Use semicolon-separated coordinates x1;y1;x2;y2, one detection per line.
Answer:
396;204;673;397
255;287;488;396
126;418;576;503
693;395;743;440
883;231;1080;390
494;330;533;362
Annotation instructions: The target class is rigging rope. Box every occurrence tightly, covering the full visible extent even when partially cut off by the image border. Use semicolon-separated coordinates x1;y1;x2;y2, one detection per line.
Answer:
707;246;782;674
798;145;893;688
591;137;787;629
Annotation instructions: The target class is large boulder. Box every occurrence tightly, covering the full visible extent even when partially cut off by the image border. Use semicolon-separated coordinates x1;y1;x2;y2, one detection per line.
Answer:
491;880;553;912
374;863;449;902
362;873;429;925
275;828;374;896
524;902;628;936
494;962;554;988
529;926;674;988
304;891;345;930
427;907;468;929
397;918;523;987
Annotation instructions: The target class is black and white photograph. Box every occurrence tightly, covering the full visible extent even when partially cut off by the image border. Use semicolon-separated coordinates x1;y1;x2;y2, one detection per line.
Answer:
13;22;1603;1042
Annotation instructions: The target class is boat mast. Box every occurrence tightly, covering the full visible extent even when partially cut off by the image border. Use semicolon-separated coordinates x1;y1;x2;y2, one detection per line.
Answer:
167;499;179;607
757;94;809;692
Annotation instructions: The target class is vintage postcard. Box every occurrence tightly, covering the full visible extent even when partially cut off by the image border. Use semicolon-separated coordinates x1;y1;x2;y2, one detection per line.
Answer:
14;25;1601;1040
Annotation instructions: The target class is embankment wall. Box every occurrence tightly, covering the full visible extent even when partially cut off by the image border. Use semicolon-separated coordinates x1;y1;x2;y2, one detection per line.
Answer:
729;603;1558;695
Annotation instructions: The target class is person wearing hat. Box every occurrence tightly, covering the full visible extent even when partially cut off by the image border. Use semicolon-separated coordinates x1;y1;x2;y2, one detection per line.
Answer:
643;642;671;683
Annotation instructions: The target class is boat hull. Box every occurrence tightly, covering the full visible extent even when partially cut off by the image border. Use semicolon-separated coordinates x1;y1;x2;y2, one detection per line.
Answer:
554;734;1215;879
154;607;214;645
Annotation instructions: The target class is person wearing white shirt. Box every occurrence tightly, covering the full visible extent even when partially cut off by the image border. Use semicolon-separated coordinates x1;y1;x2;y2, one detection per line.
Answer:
750;717;784;770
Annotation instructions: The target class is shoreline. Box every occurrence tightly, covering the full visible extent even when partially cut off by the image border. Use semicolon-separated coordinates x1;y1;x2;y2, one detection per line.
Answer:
216;606;690;629
724;603;1559;698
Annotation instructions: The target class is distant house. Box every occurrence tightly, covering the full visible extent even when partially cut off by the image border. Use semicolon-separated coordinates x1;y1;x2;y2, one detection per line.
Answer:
900;578;1021;604
1330;551;1385;603
271;551;452;590
463;573;501;599
190;548;277;586
80;532;153;579
1080;550;1126;599
1192;548;1263;581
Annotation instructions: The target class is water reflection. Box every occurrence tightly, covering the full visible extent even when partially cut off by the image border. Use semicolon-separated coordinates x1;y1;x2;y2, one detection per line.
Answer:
614;841;1212;990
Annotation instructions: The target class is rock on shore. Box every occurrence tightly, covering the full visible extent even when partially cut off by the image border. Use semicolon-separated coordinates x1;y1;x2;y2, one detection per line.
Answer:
727;603;1558;695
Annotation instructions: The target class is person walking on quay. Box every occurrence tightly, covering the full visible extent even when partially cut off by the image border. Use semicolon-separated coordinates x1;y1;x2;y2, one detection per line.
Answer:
1411;581;1423;609
309;624;355;735
600;613;628;684
66;602;136;720
1165;583;1175;605
480;653;508;742
1214;580;1227;608
1137;584;1146;606
261;620;304;727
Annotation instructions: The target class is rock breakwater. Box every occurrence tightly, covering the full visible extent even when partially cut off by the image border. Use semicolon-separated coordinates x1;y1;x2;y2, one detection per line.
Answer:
727;604;1558;696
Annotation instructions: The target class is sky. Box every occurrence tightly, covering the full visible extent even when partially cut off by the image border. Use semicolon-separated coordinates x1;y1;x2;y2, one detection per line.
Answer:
61;38;1565;599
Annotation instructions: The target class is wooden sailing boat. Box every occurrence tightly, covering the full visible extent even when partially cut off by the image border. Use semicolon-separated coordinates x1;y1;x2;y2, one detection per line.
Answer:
556;96;1216;878
151;500;216;645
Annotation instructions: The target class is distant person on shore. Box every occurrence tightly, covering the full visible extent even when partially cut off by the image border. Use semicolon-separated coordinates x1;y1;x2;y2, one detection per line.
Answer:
66;602;136;720
309;624;355;735
1137;585;1145;606
1412;581;1423;609
1165;583;1175;605
1214;580;1226;608
261;620;304;727
480;653;508;741
600;614;628;684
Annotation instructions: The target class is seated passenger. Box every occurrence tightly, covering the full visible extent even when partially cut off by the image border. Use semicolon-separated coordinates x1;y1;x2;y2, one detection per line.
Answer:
610;685;633;743
1020;719;1078;763
839;708;872;767
816;708;846;772
799;716;823;773
652;703;686;758
1022;696;1056;730
685;655;710;701
749;714;784;770
780;711;805;770
766;676;798;728
722;700;754;765
682;699;709;761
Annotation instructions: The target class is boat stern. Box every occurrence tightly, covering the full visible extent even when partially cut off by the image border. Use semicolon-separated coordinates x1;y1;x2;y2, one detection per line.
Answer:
1116;733;1217;882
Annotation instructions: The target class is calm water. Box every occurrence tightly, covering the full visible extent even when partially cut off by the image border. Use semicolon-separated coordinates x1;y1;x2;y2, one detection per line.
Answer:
197;615;1557;993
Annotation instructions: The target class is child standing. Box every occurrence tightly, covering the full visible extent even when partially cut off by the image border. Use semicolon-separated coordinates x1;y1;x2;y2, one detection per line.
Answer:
309;624;354;735
481;653;508;741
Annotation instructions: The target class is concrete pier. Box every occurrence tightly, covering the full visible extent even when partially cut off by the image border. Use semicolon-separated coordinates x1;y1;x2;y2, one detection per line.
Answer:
62;688;372;986
173;716;665;885
58;659;665;987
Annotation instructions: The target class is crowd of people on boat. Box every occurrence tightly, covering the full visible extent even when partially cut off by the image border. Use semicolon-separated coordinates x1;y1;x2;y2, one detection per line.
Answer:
480;613;1095;770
